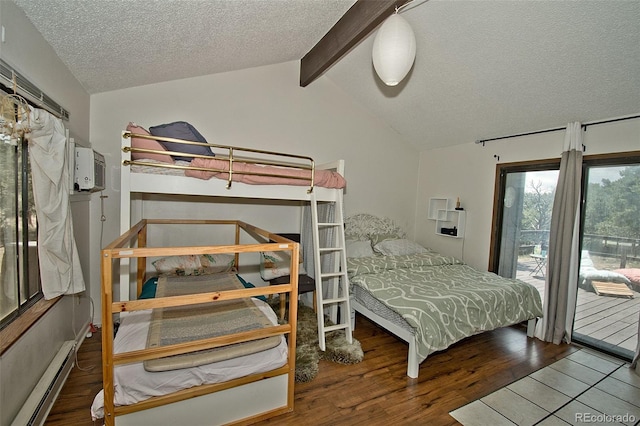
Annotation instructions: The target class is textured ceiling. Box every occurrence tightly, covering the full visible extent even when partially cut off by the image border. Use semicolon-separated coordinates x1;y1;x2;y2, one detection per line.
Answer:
12;0;355;93
12;0;640;151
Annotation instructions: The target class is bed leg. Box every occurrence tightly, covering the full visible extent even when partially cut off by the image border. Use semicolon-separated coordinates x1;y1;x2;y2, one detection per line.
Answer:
350;305;356;330
527;318;537;337
407;337;419;378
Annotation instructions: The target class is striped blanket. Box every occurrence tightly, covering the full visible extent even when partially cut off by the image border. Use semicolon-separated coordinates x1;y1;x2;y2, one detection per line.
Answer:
144;273;280;371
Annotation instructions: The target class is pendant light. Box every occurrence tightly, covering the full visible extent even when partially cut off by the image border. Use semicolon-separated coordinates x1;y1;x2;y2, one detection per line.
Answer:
372;12;416;86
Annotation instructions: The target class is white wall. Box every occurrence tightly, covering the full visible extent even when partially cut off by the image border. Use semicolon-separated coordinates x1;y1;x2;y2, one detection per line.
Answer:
0;1;92;424
416;117;640;270
89;60;419;323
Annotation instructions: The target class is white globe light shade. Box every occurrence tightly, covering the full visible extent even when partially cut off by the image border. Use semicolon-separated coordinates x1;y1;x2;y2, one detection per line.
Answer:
372;14;416;86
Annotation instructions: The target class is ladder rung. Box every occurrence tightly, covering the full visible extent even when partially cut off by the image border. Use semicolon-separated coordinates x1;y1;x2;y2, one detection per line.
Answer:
320;272;346;279
322;296;349;305
323;323;350;333
319;247;344;253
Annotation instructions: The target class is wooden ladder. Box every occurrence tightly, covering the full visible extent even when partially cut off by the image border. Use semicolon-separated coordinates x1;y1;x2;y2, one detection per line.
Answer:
310;191;353;350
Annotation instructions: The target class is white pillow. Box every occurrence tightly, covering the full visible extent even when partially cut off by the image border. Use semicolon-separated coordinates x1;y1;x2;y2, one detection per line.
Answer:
369;233;401;246
346;240;375;258
373;239;427;256
152;254;235;276
260;251;306;281
580;268;631;284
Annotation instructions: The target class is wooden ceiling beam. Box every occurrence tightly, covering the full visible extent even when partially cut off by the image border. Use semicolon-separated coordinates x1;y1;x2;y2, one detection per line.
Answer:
300;0;410;87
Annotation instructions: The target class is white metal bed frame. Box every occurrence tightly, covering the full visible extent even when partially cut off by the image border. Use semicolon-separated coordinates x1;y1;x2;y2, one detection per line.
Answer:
350;299;537;379
344;214;538;379
119;132;345;301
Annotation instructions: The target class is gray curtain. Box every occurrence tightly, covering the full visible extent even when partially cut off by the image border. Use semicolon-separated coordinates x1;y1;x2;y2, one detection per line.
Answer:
534;122;583;344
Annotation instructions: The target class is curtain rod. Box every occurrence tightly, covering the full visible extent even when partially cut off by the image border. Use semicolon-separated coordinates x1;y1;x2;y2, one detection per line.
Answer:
0;59;69;121
475;114;640;146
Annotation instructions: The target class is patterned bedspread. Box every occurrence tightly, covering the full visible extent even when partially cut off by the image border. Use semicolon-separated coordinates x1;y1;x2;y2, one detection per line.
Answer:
347;250;543;363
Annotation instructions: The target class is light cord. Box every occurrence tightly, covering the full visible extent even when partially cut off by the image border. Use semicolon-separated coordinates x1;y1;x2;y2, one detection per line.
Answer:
397;0;430;14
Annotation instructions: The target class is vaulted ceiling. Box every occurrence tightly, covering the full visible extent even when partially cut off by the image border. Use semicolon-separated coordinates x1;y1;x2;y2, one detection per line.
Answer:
12;0;640;151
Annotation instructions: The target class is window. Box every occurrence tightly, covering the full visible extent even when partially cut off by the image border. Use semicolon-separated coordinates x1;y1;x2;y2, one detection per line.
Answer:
572;154;640;359
0;124;41;328
490;151;640;360
489;160;559;289
0;70;70;336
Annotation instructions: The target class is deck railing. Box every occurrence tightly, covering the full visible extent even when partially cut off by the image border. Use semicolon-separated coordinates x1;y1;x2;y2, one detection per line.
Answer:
518;230;639;266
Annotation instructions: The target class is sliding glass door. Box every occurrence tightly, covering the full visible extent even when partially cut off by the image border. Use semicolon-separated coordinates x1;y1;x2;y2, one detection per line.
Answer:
572;160;640;359
492;154;640;359
492;164;559;302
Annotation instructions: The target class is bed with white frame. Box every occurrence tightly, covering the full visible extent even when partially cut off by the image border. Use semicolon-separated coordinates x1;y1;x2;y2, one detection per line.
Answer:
345;214;542;379
94;130;348;425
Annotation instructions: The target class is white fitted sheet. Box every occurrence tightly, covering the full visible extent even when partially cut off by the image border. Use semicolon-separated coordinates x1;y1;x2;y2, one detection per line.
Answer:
91;298;287;420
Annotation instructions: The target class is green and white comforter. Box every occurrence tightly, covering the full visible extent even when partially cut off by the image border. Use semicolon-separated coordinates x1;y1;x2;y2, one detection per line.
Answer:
347;250;543;363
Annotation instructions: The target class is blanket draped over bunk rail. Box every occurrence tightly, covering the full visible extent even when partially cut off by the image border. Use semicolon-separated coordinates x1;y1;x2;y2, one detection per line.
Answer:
123;130;347;189
145;273;280;372
184;157;346;188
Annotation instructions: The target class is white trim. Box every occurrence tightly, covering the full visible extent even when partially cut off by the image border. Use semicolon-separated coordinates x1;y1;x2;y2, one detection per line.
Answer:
351;298;420;378
11;341;76;426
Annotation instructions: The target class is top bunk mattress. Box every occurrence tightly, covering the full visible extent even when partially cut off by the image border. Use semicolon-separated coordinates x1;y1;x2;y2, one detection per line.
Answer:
130;158;346;189
122;126;346;200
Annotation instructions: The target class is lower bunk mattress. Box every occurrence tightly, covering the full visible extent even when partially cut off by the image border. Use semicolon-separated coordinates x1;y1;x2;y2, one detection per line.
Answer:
91;294;287;421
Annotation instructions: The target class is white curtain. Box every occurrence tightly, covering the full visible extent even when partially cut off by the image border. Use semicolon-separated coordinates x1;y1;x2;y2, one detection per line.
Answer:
535;122;583;344
28;108;85;299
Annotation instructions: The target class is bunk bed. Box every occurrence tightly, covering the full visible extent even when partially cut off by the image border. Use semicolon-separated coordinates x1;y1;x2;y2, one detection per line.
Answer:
93;128;348;425
344;214;543;379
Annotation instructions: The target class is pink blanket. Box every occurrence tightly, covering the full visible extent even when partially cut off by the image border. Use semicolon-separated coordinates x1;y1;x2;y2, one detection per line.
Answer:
185;157;346;189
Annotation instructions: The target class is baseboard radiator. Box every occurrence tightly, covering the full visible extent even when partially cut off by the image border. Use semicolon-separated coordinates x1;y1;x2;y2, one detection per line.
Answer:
11;340;76;426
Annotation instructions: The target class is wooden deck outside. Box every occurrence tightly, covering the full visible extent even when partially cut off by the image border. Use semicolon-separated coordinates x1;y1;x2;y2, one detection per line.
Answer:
516;257;639;358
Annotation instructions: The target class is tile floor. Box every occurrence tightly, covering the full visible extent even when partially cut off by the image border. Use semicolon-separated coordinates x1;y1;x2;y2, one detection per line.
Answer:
450;348;640;426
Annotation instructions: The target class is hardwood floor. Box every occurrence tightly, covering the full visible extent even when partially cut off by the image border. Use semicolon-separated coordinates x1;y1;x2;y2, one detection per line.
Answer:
44;328;104;426
45;314;578;426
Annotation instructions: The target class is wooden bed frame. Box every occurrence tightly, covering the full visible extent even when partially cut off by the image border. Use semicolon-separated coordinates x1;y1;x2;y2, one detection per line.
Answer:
101;219;300;425
103;133;348;424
